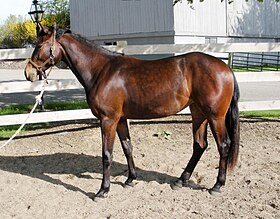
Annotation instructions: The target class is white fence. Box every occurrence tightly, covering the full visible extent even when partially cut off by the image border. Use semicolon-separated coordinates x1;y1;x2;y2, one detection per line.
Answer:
0;48;34;60
1;42;280;126
2;42;280;60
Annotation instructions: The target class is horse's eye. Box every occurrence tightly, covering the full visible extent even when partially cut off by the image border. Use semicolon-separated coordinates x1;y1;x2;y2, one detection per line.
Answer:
36;43;42;49
36;43;42;48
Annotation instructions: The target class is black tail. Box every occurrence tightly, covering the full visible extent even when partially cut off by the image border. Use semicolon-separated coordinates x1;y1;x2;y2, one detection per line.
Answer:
226;73;240;171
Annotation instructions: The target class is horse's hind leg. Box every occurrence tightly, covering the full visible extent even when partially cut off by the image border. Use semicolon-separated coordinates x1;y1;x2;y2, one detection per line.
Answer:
209;117;231;194
173;105;208;189
117;118;137;187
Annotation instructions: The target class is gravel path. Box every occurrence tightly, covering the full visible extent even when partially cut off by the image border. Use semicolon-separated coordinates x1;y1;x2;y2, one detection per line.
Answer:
0;116;279;218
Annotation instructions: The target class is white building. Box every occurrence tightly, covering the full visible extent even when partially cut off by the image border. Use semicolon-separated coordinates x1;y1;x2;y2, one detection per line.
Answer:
70;0;280;45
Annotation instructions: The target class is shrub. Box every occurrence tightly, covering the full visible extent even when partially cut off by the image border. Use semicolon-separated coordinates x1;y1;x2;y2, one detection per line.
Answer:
0;16;36;48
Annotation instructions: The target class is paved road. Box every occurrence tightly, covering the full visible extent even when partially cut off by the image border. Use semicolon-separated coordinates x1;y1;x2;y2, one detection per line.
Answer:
0;69;280;107
238;81;280;102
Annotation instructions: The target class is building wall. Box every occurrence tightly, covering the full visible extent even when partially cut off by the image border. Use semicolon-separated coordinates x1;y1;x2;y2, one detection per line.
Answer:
70;0;280;45
227;0;280;38
173;0;227;37
70;0;174;41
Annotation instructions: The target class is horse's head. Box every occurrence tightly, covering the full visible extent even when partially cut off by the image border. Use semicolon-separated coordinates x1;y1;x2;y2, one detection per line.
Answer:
24;24;63;81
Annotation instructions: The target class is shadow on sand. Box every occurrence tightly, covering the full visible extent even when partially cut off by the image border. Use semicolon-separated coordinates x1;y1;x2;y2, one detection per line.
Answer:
0;152;186;199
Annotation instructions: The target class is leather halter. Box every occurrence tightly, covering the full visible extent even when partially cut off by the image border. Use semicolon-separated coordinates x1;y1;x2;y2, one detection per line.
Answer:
29;27;57;79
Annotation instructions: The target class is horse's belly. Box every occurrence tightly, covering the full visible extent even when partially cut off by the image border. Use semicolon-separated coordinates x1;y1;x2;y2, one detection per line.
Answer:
124;97;189;119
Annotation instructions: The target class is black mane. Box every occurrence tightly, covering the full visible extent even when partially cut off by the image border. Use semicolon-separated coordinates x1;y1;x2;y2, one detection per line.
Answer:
56;27;71;38
56;28;123;56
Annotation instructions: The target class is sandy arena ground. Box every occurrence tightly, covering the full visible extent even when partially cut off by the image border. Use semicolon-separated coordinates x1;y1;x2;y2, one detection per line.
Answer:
0;115;279;219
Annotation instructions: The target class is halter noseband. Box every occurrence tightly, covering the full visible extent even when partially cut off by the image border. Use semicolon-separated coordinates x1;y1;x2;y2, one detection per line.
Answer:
29;26;57;79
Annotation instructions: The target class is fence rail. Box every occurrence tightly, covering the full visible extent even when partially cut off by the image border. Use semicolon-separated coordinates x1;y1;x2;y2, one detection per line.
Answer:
0;48;33;60
1;100;280;126
1;71;280;94
2;42;280;60
1;42;280;126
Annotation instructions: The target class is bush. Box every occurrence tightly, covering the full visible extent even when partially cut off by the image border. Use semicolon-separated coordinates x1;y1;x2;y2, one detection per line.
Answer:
0;15;36;49
0;0;70;49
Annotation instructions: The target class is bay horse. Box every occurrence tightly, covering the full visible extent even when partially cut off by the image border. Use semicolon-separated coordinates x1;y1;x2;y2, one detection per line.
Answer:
24;25;240;200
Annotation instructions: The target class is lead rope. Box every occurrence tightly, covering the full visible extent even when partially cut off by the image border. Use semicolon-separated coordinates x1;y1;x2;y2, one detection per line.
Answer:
0;67;53;149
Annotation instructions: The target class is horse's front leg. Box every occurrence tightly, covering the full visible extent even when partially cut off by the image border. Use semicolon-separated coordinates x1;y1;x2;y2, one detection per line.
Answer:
95;117;118;200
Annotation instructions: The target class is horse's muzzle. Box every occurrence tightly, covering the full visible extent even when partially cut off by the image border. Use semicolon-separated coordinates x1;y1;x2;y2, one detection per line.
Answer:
24;62;38;82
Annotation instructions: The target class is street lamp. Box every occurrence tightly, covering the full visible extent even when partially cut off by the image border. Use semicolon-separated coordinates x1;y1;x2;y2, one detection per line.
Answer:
28;0;45;109
28;0;44;34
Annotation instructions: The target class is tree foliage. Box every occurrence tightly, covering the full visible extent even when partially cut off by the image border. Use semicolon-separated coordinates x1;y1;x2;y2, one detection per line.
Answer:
0;16;36;49
0;0;70;48
41;0;70;28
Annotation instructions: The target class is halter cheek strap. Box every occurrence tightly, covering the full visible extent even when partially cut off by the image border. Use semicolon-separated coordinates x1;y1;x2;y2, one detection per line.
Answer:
28;25;57;79
50;27;56;65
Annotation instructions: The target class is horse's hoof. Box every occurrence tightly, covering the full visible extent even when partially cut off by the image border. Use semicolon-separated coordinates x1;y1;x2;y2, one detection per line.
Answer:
171;180;183;190
93;195;104;202
209;188;221;196
93;193;107;202
93;189;109;202
123;181;135;188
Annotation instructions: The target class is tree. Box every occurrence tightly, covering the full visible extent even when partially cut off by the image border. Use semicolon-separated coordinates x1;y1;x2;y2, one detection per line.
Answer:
0;15;36;48
41;0;70;28
0;0;70;48
15;20;37;47
0;15;19;48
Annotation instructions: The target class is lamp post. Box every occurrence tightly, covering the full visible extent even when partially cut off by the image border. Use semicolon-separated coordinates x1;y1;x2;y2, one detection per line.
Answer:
28;0;44;36
28;0;45;110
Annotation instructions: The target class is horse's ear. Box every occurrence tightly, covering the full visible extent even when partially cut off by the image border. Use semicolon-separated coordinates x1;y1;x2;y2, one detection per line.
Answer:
38;24;50;36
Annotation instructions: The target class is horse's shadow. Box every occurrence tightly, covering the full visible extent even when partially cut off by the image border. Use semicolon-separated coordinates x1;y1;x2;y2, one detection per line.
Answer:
0;152;179;199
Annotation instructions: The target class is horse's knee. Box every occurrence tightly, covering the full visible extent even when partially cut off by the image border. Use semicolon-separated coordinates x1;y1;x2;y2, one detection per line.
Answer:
122;138;133;156
103;150;113;166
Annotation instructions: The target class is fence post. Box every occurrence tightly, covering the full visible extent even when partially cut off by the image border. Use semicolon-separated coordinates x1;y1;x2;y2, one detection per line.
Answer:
277;52;280;71
228;52;233;67
261;52;264;71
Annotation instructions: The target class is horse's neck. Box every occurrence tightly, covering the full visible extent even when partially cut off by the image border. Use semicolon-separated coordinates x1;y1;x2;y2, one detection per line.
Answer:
58;35;110;91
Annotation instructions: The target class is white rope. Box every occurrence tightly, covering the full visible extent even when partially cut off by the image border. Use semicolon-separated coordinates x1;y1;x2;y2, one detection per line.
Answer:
0;68;52;149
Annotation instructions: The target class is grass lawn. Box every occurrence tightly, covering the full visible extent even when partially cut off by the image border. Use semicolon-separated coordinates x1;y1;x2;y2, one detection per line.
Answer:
232;64;280;72
0;101;88;138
